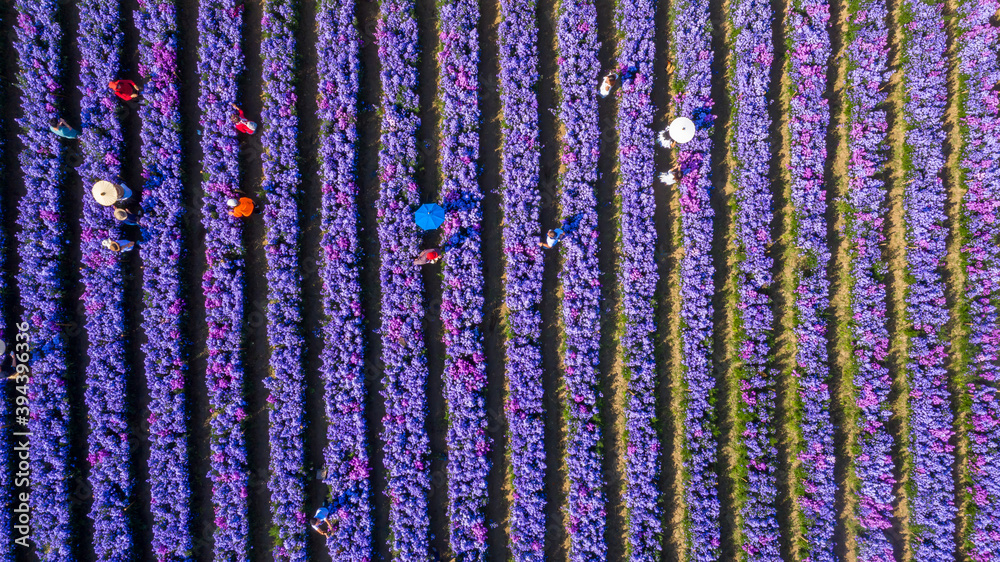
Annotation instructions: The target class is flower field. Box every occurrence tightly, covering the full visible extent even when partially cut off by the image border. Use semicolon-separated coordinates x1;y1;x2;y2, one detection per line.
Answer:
0;0;996;559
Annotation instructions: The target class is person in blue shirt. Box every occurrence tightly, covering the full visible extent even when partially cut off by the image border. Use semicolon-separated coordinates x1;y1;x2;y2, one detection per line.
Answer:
114;206;142;226
310;505;337;537
538;228;564;249
49;118;79;139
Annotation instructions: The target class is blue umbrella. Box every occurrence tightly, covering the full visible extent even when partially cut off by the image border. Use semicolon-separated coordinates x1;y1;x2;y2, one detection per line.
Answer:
414;203;445;230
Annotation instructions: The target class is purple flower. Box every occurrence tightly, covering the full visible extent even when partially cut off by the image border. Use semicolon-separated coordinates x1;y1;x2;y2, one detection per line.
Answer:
671;0;721;556
556;0;607;557
957;2;1000;560
14;0;75;557
498;0;546;557
198;0;250;557
316;0;373;559
135;0;194;555
377;0;432;556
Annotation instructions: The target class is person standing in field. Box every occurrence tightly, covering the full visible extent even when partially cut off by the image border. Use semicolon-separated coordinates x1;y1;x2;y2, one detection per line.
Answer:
231;103;258;134
414;248;442;265
227;197;255;218
102;238;136;253
2;350;17;380
659;166;682;186
310;505;337;538
114;207;142;225
49;118;79;139
109;79;140;101
599;72;618;97
538;228;564;249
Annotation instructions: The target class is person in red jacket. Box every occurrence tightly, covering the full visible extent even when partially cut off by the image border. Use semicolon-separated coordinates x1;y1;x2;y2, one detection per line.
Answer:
109;79;140;101
414;248;442;265
230;103;258;134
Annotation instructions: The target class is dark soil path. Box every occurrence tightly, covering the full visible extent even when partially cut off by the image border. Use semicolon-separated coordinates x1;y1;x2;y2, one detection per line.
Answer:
883;0;911;556
706;0;737;558
354;0;390;558
652;0;683;559
295;0;330;560
414;0;450;555
237;0;272;558
176;0;213;555
61;1;96;558
119;0;154;558
824;0;857;556
941;0;970;556
535;0;567;556
478;0;511;558
593;0;625;558
765;0;800;558
0;3;29;560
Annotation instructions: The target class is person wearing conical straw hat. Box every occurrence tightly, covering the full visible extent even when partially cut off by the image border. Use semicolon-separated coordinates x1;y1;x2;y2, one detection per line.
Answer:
113;206;141;225
102;238;136;253
92;181;133;207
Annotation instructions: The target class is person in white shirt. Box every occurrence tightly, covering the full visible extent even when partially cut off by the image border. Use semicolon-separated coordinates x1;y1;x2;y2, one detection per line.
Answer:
599;73;618;97
538;228;564;249
659;166;681;186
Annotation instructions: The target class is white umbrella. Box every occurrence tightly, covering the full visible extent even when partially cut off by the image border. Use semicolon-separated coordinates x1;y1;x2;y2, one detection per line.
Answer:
668;117;696;144
92;181;121;207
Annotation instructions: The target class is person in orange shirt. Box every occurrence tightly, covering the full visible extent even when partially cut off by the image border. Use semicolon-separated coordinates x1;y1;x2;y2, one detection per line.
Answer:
109;79;140;101
227;197;255;218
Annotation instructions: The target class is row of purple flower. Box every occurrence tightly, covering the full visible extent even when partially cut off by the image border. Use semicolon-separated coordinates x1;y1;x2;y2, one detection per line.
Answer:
555;0;606;558
497;0;546;558
260;0;309;556
437;0;491;557
316;0;373;558
77;0;133;557
13;0;75;557
844;1;896;560
957;1;1000;560
375;0;433;556
729;0;780;555
198;0;251;557
614;0;661;558
5;0;999;560
671;0;721;552
135;0;193;556
786;0;836;556
899;0;955;559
